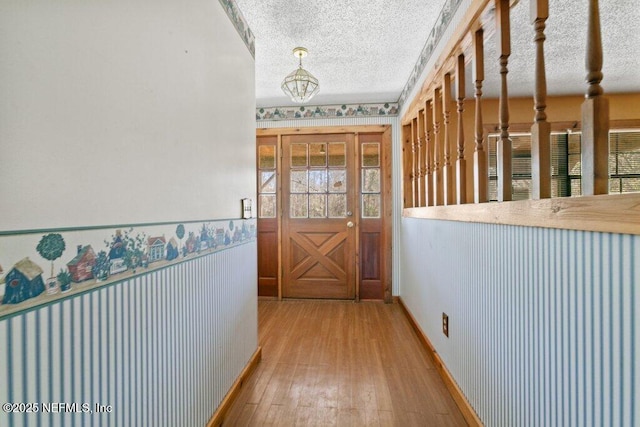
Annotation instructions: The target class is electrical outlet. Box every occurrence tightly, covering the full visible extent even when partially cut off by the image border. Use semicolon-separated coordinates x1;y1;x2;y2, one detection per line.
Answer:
442;313;449;337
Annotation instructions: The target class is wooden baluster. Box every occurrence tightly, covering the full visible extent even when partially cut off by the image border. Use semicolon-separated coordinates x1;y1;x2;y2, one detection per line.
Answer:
402;124;414;207
473;29;488;203
424;100;434;206
581;0;609;195
412;117;420;206
456;53;467;204
496;0;512;202
443;74;455;205
432;88;443;205
418;110;426;206
531;0;551;200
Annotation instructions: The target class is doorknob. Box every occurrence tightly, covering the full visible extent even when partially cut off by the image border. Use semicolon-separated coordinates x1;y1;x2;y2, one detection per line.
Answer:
347;221;354;228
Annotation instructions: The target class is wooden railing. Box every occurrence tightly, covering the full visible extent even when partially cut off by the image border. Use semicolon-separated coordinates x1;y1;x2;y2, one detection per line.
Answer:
402;0;623;211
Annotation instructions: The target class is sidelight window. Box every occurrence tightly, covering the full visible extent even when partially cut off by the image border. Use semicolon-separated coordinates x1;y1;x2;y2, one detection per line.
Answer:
361;142;381;218
258;144;277;218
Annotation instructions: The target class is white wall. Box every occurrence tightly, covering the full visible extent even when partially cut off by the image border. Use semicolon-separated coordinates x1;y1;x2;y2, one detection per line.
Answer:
0;0;256;231
401;217;639;426
0;1;258;425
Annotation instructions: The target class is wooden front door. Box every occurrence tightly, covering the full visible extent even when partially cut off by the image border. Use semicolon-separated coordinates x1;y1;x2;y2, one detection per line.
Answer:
281;134;356;299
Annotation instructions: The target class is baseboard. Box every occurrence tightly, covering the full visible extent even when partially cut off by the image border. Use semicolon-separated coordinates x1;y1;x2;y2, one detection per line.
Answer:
207;346;262;427
398;297;483;427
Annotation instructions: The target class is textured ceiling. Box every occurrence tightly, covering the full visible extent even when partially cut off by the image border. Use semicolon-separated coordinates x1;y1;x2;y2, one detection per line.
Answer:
234;0;447;108
481;0;640;98
235;0;640;109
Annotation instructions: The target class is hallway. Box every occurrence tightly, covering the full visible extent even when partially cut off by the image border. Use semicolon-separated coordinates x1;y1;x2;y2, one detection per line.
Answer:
224;300;467;426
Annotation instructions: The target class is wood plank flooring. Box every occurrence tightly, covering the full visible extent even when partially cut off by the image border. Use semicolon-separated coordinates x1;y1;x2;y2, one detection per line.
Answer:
223;300;467;426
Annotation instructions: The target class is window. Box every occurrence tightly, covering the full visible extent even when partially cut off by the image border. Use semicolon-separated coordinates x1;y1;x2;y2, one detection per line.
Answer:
288;142;348;219
487;129;640;200
258;144;277;218
565;130;640;195
488;133;571;200
361;142;381;218
609;131;640;193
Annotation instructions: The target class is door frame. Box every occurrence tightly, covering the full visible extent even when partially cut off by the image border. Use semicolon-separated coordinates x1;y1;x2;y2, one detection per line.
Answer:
256;125;393;302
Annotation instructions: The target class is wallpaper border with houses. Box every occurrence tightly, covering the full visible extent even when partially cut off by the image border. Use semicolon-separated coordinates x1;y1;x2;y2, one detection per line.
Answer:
256;102;399;121
0;218;256;320
218;0;255;58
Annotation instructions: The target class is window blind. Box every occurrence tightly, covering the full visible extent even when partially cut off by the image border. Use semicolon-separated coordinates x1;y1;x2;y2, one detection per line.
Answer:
487;129;640;200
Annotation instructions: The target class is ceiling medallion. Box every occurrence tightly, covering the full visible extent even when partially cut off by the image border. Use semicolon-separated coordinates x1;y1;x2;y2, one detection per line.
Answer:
281;47;319;103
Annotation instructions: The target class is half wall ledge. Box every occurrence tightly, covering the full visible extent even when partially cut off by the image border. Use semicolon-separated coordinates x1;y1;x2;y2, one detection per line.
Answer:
403;193;640;236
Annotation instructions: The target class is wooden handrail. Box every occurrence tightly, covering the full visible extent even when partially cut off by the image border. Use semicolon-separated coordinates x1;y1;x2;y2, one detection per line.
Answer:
404;193;640;236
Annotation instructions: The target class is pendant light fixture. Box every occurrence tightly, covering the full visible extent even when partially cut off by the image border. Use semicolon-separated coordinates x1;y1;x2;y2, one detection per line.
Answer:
281;47;319;103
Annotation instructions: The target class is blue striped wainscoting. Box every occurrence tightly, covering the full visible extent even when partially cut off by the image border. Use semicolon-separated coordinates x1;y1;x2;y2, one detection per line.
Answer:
0;241;257;427
400;218;638;427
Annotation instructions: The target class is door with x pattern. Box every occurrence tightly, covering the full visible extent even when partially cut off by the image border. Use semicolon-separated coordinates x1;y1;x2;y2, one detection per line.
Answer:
281;133;356;299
